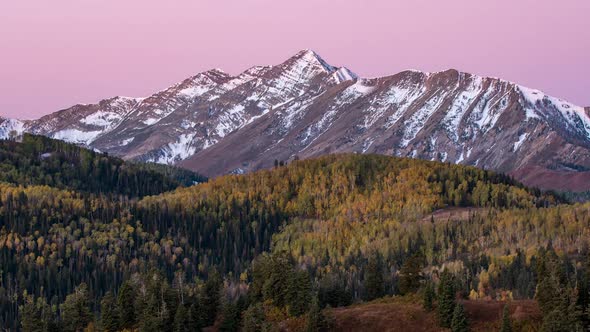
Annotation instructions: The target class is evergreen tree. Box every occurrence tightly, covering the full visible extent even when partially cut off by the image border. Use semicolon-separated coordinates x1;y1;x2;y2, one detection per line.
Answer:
500;305;512;332
306;297;328;332
286;270;313;316
202;270;222;326
438;271;456;328
242;303;267;332
451;303;469;332
219;302;241;332
188;300;205;331
540;287;582;332
423;282;435;311
364;251;385;301
535;274;562;316
60;283;92;332
173;304;190;332
117;281;137;329
100;292;119;332
20;295;43;332
399;254;423;295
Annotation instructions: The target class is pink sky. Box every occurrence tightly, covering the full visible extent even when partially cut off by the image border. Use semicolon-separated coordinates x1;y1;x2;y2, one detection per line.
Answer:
1;0;588;119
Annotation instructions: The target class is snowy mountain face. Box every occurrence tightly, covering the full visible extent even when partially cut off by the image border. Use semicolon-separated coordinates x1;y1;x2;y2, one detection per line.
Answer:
2;50;590;191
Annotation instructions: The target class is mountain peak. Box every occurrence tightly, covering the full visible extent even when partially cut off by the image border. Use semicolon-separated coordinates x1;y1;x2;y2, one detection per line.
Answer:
289;49;335;73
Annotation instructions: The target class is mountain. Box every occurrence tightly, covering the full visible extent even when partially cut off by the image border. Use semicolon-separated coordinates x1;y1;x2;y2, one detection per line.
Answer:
2;50;589;191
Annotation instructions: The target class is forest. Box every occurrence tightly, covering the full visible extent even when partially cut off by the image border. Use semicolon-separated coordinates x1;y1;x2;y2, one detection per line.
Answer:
0;136;588;331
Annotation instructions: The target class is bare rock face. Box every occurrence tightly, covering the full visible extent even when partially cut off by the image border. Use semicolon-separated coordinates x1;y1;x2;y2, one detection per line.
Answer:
2;50;590;191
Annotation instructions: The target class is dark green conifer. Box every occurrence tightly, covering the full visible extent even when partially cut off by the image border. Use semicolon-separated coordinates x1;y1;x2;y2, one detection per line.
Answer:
100;292;119;332
364;250;385;301
500;305;512;332
437;271;456;328
451;303;469;332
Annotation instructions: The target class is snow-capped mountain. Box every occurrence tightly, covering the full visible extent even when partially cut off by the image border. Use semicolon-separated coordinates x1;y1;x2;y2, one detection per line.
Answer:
2;50;590;191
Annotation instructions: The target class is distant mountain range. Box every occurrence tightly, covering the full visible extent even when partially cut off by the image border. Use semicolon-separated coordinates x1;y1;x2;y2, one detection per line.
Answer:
2;50;590;191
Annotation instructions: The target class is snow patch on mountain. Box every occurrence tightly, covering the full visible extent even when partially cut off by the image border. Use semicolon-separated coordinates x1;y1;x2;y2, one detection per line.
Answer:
152;133;197;164
0;118;25;139
331;67;358;84
442;77;483;141
513;133;528;151
52;129;102;145
80;111;123;128
384;84;427;129
400;88;449;147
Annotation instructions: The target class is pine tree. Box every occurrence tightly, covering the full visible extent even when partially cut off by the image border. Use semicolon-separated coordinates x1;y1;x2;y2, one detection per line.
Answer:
20;295;43;332
60;283;92;332
437;271;456;328
306;297;328;332
500;305;512;332
242;303;267;332
364;251;385;301
423;282;435;311
219;302;240;332
173;304;190;332
100;292;119;332
202;270;222;326
188;300;205;331
117;281;136;329
286;270;313;316
399;254;423;295
451;303;469;332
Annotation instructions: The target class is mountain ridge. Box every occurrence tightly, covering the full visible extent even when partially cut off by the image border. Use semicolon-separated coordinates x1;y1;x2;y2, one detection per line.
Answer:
1;49;589;191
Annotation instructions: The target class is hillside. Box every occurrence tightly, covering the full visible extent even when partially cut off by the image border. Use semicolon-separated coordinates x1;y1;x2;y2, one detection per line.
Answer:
1;153;588;331
327;296;541;332
2;50;590;191
0;134;205;197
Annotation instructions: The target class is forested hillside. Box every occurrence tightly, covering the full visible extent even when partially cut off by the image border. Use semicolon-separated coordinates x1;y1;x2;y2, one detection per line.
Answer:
0;134;205;197
0;150;587;331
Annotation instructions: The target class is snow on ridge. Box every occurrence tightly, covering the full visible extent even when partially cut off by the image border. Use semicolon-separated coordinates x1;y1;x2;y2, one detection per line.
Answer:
400;88;449;148
518;85;590;137
383;83;428;129
513;133;528;151
292;49;336;73
52;129;102;145
0;118;25;139
331;67;358;84
214;104;247;138
442;76;484;141
472;81;511;132
153;133;197;164
80;111;123;128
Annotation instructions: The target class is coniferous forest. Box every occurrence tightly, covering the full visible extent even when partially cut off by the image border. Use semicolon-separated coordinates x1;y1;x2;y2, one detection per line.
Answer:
2;135;590;331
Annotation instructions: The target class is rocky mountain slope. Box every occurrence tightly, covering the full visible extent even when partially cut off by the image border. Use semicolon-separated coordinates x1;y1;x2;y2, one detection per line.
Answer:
2;50;589;191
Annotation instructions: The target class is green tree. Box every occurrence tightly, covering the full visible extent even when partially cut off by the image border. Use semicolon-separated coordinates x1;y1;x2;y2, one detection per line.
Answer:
219;302;240;332
399;254;423;295
117;281;137;329
438;271;456;328
100;292;119;332
188;300;205;331
173;304;190;332
20;295;43;332
500;305;512;332
451;303;469;332
306;297;328;332
202;270;222;326
242;303;267;332
287;270;313;316
364;251;385;301
423;282;435;311
60;283;92;332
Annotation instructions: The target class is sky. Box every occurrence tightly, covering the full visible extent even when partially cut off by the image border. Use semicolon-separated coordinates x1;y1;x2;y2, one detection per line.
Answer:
0;0;588;119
